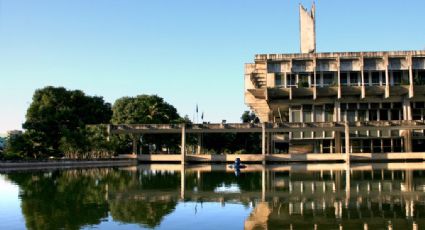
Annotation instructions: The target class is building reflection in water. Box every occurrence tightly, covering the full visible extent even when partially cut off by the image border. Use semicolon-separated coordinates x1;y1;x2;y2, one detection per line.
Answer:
5;163;425;229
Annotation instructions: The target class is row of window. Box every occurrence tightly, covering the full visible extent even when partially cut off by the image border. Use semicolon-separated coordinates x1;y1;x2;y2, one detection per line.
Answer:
274;70;425;87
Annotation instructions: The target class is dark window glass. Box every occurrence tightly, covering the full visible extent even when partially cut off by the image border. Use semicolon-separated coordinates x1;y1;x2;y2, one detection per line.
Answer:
369;110;378;121
349;72;359;85
382;103;391;109
392;71;402;85
371;103;380;109
372;72;380;85
415;102;425;109
390;110;400;120
392;102;402;109
359;103;369;109
348;103;357;110
379;110;388;120
340;72;348;85
323;73;335;86
303;104;312;111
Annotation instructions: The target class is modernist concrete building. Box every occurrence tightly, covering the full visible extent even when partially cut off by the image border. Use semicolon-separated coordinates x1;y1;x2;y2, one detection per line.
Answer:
244;4;425;155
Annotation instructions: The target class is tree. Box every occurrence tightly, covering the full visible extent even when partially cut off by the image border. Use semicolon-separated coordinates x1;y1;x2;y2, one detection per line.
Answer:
22;86;112;157
241;111;259;123
111;95;184;154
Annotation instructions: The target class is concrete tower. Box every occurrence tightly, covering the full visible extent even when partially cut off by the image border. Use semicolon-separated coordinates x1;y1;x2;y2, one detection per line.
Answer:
299;3;316;53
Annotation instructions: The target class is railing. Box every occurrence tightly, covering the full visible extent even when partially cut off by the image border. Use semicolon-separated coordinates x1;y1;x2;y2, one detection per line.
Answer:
108;120;425;134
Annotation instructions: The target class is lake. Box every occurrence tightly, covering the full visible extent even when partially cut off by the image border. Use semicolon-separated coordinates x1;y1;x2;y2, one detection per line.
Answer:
0;163;424;229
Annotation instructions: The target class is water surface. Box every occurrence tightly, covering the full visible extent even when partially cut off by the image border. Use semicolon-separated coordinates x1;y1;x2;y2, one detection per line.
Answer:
1;163;425;229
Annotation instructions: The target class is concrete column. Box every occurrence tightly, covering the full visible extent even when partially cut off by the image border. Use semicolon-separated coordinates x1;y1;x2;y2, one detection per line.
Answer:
345;166;351;207
345;122;350;164
262;167;266;202
132;135;138;155
334;101;341;122
408;55;414;98
385;55;390;98
284;72;287;88
404;130;413;153
197;134;202;154
403;98;412;121
262;122;266;155
335;131;342;154
313;58;317;100
106;124;111;142
181;125;186;164
337;57;341;99
180;165;185;200
360;56;365;99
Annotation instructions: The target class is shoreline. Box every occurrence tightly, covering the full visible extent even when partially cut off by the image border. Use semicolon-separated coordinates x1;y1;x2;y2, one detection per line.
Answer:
0;158;137;172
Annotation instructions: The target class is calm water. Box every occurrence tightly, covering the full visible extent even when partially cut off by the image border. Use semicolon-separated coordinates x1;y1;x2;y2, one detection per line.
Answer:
1;164;425;230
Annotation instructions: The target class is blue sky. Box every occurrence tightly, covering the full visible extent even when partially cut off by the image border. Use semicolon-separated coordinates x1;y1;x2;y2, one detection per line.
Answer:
1;0;425;133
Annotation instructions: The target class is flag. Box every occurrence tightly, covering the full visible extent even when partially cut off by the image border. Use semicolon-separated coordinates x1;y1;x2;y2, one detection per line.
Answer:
196;104;198;113
201;112;204;120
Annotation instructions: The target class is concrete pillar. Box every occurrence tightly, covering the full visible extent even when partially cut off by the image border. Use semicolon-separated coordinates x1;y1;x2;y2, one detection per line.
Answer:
403;98;412;121
262;167;266;202
106;125;111;142
345;122;350;164
360;56;366;99
335;131;342;154
262;122;266;155
181;125;186;164
385;55;390;98
313;58;317;100
132;135;138;155
180;165;185;200
335;101;341;122
408;55;414;98
197;133;202;154
337;57;341;99
404;130;413;153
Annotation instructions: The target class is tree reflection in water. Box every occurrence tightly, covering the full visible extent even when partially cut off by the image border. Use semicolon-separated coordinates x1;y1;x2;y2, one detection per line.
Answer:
5;165;425;229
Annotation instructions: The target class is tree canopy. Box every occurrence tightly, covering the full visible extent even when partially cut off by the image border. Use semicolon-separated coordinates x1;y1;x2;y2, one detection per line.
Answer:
111;95;184;154
21;86;112;157
111;95;182;124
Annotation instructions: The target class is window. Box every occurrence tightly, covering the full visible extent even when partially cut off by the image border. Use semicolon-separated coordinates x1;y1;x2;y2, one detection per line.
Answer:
267;62;281;73
324;104;334;122
275;74;282;86
358;110;367;121
412;109;422;120
347;110;356;122
369;110;378;121
363;71;370;85
314;106;324;122
303;111;312;122
372;139;382;153
349;72;359;86
415;70;425;85
379;110;388;120
299;73;310;87
392;71;402;85
371;72;380;85
287;74;296;87
390;109;400;120
340;72;348;85
323;73;335;86
359;103;369;110
291;110;301;122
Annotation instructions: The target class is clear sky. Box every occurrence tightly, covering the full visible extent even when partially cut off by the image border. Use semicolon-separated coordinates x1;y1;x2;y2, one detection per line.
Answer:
1;0;425;133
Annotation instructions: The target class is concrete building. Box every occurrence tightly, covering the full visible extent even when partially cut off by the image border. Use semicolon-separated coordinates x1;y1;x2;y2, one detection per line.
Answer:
244;3;425;154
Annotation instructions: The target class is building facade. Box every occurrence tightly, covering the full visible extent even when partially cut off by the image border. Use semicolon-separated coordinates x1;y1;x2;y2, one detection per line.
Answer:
244;51;425;154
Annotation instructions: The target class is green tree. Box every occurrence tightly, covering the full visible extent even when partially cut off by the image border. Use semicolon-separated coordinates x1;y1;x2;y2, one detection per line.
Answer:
111;95;184;154
22;86;112;158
